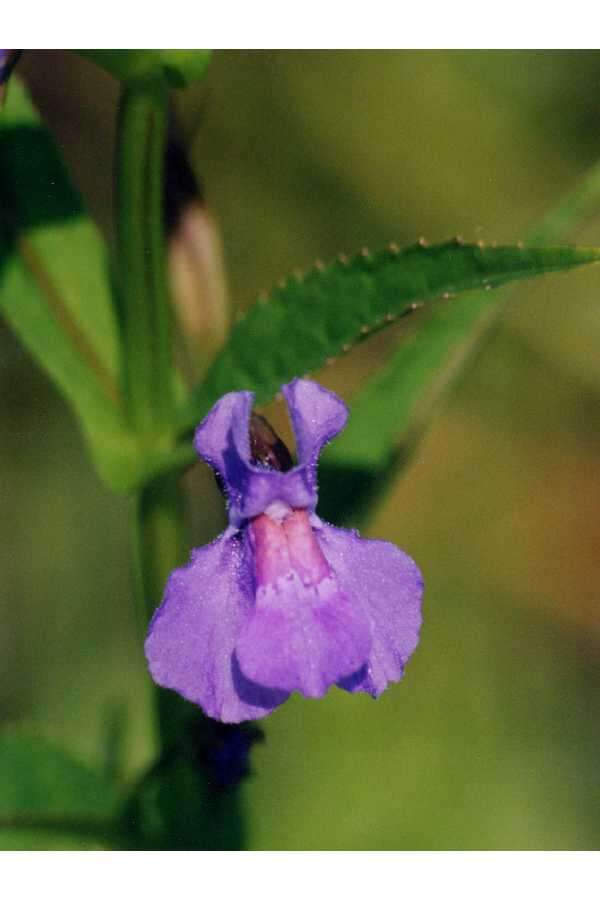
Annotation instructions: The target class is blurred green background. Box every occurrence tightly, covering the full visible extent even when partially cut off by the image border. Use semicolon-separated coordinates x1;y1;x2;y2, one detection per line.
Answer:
2;50;600;849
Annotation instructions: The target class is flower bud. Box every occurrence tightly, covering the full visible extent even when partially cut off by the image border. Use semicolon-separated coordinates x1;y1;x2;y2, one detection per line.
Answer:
165;135;229;378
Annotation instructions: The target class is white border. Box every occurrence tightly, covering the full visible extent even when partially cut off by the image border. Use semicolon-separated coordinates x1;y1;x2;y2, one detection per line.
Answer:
2;2;598;50
0;851;598;899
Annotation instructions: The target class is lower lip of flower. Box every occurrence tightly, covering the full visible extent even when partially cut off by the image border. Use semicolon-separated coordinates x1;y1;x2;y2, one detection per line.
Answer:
250;506;330;589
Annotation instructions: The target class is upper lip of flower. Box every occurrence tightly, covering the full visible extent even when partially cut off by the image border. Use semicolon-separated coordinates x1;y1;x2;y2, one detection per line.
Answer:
193;378;350;529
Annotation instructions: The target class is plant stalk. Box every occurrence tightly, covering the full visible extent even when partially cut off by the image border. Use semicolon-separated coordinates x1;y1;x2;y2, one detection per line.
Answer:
114;74;245;848
115;76;173;435
136;473;190;746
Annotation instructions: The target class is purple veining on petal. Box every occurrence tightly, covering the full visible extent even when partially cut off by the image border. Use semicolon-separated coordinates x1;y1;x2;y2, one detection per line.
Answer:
235;509;371;696
315;521;423;696
145;531;288;723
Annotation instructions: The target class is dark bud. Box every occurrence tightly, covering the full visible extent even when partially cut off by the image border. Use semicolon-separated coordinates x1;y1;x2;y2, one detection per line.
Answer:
164;119;229;381
249;413;293;471
215;413;294;496
189;718;264;792
213;413;293;498
164;129;204;235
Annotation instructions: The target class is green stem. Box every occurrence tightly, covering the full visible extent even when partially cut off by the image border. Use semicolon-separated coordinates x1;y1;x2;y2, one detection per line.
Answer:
136;473;189;745
116;77;172;435
135;475;246;851
114;73;245;847
115;74;184;743
137;476;186;625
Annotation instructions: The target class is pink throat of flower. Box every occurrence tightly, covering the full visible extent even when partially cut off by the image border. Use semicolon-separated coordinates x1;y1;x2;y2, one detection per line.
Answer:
250;507;330;589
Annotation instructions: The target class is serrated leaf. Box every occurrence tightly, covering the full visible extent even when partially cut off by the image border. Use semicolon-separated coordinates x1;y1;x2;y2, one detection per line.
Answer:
326;291;497;469
0;733;121;849
316;292;498;525
179;241;600;432
0;78;144;491
325;158;600;479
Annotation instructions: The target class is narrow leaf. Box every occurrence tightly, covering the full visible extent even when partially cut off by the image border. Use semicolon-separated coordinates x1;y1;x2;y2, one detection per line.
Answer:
327;157;600;476
326;292;497;469
179;240;600;432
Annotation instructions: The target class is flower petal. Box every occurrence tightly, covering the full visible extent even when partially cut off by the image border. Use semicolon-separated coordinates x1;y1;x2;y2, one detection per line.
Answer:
235;510;372;697
283;379;348;484
194;389;253;487
193;387;317;525
234;576;372;697
145;532;289;723
316;522;423;696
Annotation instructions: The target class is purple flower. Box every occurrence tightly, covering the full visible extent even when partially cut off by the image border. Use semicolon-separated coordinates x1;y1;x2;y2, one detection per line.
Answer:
145;379;423;723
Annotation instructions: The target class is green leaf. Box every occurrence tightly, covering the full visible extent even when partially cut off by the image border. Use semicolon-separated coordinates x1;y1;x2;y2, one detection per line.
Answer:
179;240;600;433
77;50;211;89
0;78;144;491
316;292;499;524
0;733;121;849
326;156;600;479
326;292;497;470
